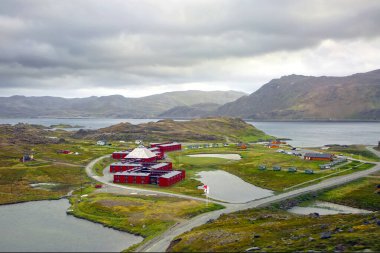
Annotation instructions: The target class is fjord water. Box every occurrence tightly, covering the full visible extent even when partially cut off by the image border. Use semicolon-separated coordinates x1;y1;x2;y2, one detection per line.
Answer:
0;199;143;252
1;118;379;147
248;121;380;147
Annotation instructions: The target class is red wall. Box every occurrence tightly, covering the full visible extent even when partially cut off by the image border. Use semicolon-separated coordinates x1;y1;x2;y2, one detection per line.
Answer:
112;152;129;159
159;144;182;153
305;156;332;161
158;170;185;187
110;164;141;172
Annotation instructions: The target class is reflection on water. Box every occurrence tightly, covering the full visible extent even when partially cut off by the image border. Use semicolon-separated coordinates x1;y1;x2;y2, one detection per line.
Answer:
249;121;380;147
0;199;143;252
287;201;372;215
196;170;273;203
1;118;379;147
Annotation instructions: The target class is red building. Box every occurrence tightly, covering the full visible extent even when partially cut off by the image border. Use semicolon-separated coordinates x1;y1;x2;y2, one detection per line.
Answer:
150;162;172;171
114;171;151;184
113;169;185;187
112;151;130;159
157;142;182;152
148;147;164;160
150;142;171;148
158;170;186;187
111;144;184;187
150;142;182;152
125;146;157;162
304;153;333;161
109;162;143;173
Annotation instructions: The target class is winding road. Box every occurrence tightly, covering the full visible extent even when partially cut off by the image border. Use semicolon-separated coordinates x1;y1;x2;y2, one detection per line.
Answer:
85;147;380;252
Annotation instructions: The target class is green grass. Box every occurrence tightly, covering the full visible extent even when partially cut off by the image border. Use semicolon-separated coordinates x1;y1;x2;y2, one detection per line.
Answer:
167;145;349;193
93;156;113;176
69;193;224;251
318;176;380;211
309;145;380;162
168;208;380;252
0;138;119;204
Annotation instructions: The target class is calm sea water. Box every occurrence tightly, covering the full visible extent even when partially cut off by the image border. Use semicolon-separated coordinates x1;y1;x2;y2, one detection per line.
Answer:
1;118;379;147
248;121;380;147
0;118;160;130
0;199;143;252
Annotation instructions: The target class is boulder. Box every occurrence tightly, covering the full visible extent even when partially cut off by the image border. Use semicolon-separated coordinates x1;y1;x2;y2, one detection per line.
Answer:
320;231;332;239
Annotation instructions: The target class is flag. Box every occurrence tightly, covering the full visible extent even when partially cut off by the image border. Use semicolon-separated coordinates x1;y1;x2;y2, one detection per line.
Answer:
203;185;209;194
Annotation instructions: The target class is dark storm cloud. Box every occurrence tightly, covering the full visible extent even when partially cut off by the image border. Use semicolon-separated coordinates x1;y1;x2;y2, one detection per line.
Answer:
0;0;380;95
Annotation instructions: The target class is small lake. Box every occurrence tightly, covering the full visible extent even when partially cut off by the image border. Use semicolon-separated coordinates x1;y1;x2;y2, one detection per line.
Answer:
287;201;372;215
187;154;241;160
196;170;274;203
0;199;143;252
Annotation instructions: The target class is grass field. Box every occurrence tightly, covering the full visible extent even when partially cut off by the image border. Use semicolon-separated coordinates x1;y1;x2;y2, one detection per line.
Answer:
93;156;113;176
318;176;380;211
163;145;375;193
0;139;123;204
69;193;224;251
308;145;380;162
168;208;380;252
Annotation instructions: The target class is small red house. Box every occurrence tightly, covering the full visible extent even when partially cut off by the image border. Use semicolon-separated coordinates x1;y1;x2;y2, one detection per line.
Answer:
304;153;333;161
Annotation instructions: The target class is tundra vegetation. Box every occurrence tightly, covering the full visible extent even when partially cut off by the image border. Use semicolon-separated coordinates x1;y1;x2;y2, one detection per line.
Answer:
168;174;380;252
0;120;378;253
69;193;224;251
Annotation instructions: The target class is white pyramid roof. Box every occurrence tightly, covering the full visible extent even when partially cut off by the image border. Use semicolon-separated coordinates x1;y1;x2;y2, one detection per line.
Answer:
126;146;156;159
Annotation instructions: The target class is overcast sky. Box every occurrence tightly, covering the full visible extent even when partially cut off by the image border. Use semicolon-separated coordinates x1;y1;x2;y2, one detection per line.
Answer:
1;0;380;98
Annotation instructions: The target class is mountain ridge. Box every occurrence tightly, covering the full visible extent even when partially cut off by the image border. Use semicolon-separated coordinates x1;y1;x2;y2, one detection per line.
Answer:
0;90;246;118
216;69;380;120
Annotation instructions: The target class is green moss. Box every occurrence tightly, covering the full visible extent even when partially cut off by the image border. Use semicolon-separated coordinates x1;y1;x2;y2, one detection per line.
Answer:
69;193;224;251
169;208;380;252
319;176;380;211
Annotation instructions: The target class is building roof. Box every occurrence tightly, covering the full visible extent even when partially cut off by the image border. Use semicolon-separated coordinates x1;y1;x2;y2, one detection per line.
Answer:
158;142;181;147
150;163;169;169
160;170;182;178
126;147;156;159
111;162;143;166
113;150;130;154
304;153;332;158
115;171;151;176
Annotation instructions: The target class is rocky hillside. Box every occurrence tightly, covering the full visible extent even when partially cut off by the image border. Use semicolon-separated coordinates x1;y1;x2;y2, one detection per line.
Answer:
217;69;380;120
72;117;273;142
0;123;64;145
0;90;246;118
159;103;220;118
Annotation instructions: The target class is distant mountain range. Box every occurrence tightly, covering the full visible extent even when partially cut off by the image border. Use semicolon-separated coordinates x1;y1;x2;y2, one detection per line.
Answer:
1;69;380;120
0;90;246;118
217;69;380;120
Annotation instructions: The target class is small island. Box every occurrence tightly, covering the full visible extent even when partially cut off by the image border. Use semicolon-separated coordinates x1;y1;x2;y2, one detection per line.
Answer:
50;124;84;129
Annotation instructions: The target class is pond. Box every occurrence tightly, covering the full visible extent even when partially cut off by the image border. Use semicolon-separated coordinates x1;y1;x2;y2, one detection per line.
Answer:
287;201;373;215
196;170;274;203
0;199;143;252
187;154;241;160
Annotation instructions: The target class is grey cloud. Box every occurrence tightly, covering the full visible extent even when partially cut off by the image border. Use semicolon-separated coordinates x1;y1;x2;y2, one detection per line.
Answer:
0;0;379;95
